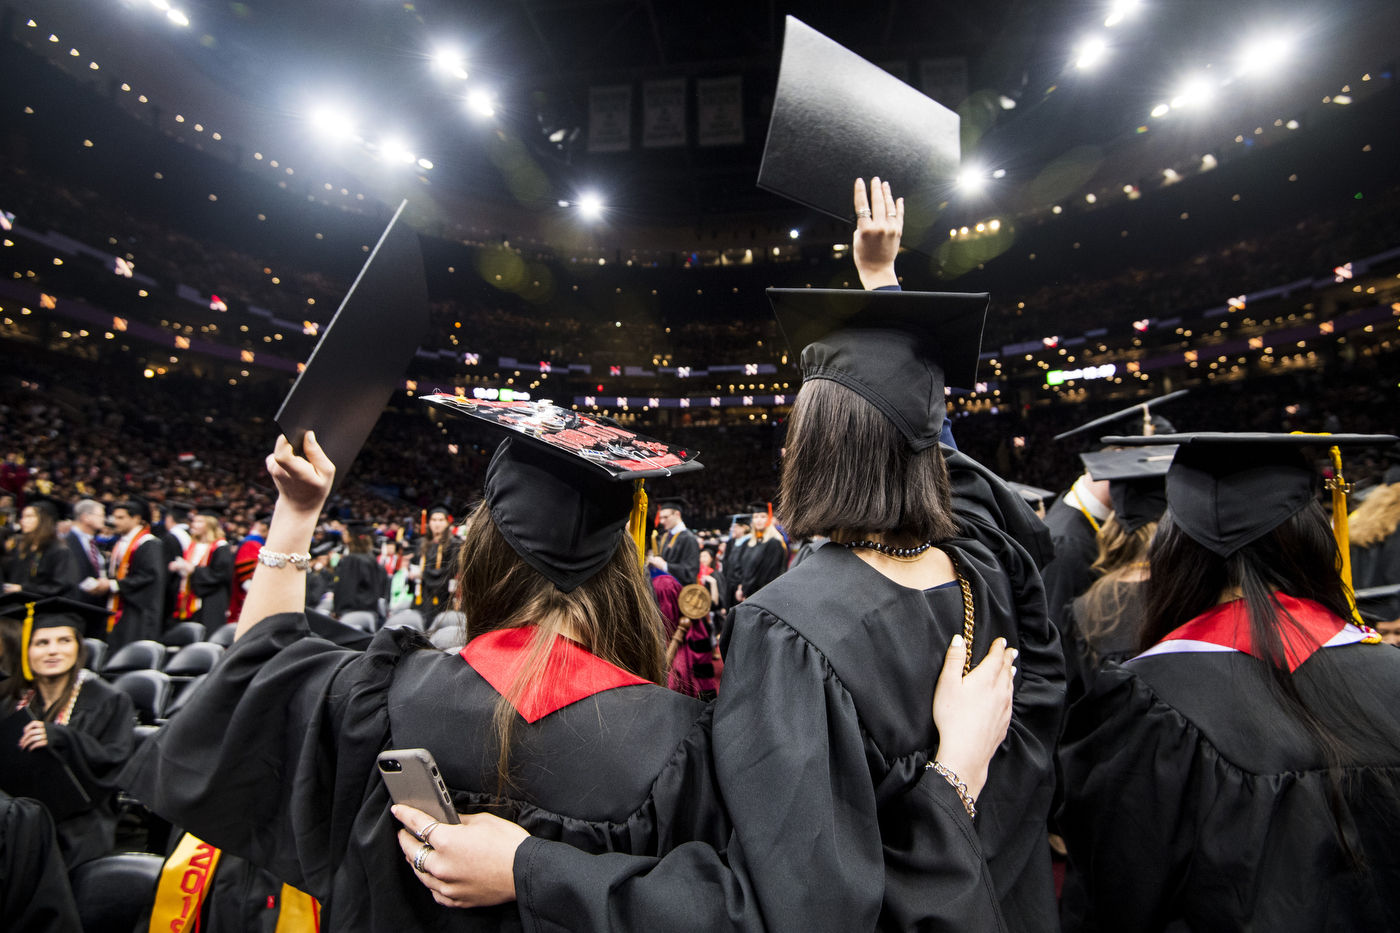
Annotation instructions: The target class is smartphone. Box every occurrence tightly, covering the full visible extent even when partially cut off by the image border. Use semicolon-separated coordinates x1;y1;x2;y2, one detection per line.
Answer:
376;748;461;825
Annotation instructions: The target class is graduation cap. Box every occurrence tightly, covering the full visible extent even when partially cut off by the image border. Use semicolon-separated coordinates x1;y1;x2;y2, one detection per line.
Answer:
25;494;69;522
1053;390;1188;442
426;504;453;520
419;395;704;592
1102;434;1396;576
194;503;225;519
0;594;108;682
770;288;989;450
728;514;753;529
275;200;429;492
1080;446;1177;533
1354;583;1400;625
653;497;689;515
1007;482;1055;512
758;16;960;252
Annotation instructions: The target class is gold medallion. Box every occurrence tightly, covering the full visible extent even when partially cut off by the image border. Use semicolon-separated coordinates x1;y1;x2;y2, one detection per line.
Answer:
677;583;713;619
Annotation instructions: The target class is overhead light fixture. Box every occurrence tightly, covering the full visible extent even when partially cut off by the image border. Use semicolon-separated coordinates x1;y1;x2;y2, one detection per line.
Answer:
467;90;495;117
433;48;467;79
167;8;189;26
1238;35;1292;77
310;107;355;141
957;168;987;191
1150;102;1170;117
1104;0;1136;27
1170;77;1213;109
1076;37;1107;69
998;95;1017;110
578;193;604;220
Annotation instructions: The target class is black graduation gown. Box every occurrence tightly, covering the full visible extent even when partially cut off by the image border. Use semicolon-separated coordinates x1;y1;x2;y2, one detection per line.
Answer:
109;536;168;650
1040;494;1098;638
0;790;82;933
658;527;701;585
29;674;137;869
738;534;786;599
1065;579;1146;702
160;530;185;624
3;540;82;600
187;542;234;630
514;449;1064;933
332;553;389;616
121;611;726;931
1058;643;1400;932
415;538;458;620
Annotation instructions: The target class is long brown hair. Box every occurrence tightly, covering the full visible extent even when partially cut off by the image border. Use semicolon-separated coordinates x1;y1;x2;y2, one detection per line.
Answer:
0;619;89;719
17;505;58;558
779;379;957;542
1076;514;1157;659
453;504;667;793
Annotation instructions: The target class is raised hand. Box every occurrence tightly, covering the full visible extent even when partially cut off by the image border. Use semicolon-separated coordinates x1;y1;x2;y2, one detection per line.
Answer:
931;635;1018;802
852;176;904;289
265;431;335;517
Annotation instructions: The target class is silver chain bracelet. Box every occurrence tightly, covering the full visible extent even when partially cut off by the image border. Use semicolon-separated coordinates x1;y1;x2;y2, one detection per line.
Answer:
928;760;977;820
257;550;312;571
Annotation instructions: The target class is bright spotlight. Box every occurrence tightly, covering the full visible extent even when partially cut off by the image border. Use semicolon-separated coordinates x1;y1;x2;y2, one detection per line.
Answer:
957;168;986;192
467;90;495;117
150;0;171;10
1238;36;1291;77
578;193;604;219
167;8;189;25
789;229;800;239
1150;102;1170;117
998;95;1017;110
433;48;468;79
1104;0;1136;27
1170;78;1213;109
1076;37;1107;69
380;138;416;165
310;108;355;141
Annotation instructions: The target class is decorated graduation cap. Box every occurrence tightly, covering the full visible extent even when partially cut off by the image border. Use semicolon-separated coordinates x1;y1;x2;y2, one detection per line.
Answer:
1103;432;1397;618
769;288;989;451
0;594;107;682
758;16;960;252
419;394;702;592
1053;390;1188;443
1080;446;1178;533
276;200;429;492
25;494;69;522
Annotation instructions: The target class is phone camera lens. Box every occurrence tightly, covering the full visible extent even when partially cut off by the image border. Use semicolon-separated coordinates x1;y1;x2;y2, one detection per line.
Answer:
379;759;402;773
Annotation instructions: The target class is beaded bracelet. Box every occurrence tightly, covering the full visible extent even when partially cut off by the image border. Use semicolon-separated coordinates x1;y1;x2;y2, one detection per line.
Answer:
257;550;312;571
928;760;977;820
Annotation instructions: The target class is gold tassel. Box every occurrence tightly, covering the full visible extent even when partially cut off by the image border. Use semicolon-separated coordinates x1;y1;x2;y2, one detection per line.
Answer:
629;480;648;569
20;601;35;682
1328;445;1362;624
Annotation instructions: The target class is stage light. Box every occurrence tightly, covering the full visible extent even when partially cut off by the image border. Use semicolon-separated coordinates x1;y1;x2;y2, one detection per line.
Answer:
150;0;170;10
1238;35;1291;77
310;107;355;141
167;9;189;26
1104;0;1136;27
417;158;433;170
1150;102;1170;117
578;193;604;219
1170;78;1213;109
998;95;1017;110
433;48;468;79
381;139;416;165
789;229;800;239
957;168;986;191
467;90;495;117
1076;37;1107;69
992;168;1007;178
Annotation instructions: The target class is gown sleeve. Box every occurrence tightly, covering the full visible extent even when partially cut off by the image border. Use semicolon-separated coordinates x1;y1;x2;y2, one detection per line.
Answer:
1055;664;1195;932
116;539;165;606
29;543;82;598
120;612;416;899
514;609;1006;933
190;544;233;599
46;688;136;801
0;793;82;932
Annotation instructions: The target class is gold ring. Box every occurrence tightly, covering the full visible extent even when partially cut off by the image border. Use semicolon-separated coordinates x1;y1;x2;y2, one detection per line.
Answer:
413;843;434;874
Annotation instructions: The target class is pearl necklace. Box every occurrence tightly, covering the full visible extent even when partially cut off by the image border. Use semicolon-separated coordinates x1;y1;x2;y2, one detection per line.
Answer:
838;539;937;561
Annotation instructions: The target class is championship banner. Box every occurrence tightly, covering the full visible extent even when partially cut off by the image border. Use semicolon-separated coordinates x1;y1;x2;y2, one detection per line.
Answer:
643;78;687;149
697;75;743;146
588;84;632;152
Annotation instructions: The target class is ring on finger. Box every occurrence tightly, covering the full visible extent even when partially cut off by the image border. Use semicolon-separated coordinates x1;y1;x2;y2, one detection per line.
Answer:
417;819;442;845
855;209;872;219
413;843;434;874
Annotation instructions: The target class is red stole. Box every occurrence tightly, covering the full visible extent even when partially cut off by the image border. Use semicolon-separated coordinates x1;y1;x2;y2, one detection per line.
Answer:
176;539;225;621
461;627;649;723
107;528;154;633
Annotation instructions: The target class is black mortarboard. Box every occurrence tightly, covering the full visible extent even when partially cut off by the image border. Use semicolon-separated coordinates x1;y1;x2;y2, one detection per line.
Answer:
1354;583;1400;625
25;495;69;522
426;504;452;519
1104;433;1397;556
164;501;191;521
1081;446;1177;533
653;497;689;514
1053;390;1188;442
729;514;753;528
0;594;107;681
276;200;429;492
419;395;703;592
758;16;959;250
194;503;225;519
770;288;989;450
1007;482;1055;511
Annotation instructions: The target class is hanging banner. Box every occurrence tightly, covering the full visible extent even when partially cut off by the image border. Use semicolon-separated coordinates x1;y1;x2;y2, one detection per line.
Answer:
588;84;632;152
697;76;744;147
919;58;968;110
643;78;687;149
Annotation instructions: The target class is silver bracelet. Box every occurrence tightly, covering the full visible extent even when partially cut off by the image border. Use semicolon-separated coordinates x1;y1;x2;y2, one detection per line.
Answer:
928;760;977;820
258;550;312;571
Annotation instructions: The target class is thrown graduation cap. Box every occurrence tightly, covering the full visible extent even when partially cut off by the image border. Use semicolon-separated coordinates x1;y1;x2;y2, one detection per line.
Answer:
276;200;429;492
770;287;989;450
421;394;703;591
1081;446;1177;533
1053;390;1189;442
1103;433;1396;558
758;16;959;252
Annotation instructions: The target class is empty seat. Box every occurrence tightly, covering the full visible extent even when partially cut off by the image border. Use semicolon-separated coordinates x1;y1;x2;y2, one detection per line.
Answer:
84;638;109;674
161;621;207;647
340;610;378;632
113;670;173;726
102;639;166;677
162;642;223;680
132;723;161;751
208;622;238;647
69;852;165;933
383;609;424;631
162;673;208;722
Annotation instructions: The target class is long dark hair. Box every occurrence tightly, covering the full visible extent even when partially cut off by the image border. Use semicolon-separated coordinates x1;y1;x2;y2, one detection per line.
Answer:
779;379;957;542
17;505;58;558
0;619;89;718
453;504;667;794
1142;502;1387;865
